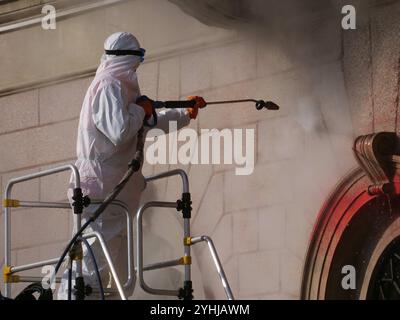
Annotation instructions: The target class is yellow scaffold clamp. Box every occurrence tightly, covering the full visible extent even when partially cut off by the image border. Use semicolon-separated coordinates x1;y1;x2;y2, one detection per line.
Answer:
2;198;20;208
3;266;20;283
183;236;192;246
69;242;83;261
180;256;192;265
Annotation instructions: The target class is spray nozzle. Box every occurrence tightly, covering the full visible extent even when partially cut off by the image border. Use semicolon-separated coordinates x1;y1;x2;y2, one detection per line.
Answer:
255;100;280;111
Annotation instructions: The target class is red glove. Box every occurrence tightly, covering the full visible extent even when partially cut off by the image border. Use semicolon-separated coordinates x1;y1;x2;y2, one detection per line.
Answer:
187;96;207;119
136;95;154;120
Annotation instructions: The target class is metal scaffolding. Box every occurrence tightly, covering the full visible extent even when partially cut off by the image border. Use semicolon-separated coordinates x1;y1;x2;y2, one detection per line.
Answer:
2;164;234;300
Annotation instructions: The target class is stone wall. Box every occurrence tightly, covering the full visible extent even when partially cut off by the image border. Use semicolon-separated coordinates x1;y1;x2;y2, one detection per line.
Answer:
1;0;400;300
343;1;400;135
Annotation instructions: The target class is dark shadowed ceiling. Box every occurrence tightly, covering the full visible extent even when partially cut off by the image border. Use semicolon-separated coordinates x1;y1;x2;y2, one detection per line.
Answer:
168;0;392;29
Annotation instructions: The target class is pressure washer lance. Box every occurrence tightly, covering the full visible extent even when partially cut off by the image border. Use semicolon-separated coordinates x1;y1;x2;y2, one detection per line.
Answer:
142;98;280;127
154;98;280;110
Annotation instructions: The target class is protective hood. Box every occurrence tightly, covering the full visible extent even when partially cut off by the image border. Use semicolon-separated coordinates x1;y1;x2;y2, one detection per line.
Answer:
95;32;143;84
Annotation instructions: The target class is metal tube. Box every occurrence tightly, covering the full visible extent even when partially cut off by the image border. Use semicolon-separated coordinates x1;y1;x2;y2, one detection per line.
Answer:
145;169;189;193
83;231;127;300
10;257;63;274
125;204;134;290
67;259;73;300
4;201;10;297
184;218;191;282
191;236;235;300
136;201;180;297
93;200;135;290
142;259;182;271
3;164;80;298
73;212;83;284
206;99;258;105
5;164;80;191
111;201;134;290
18;276;62;283
18;201;71;209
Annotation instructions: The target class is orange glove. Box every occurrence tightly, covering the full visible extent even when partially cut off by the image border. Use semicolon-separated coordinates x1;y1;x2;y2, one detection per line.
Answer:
187;96;207;119
136;95;154;120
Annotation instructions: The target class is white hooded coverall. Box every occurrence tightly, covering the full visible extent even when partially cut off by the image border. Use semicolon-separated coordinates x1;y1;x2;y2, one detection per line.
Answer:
58;32;190;299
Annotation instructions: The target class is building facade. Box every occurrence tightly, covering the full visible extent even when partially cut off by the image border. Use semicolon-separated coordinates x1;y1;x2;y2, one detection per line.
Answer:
1;0;400;299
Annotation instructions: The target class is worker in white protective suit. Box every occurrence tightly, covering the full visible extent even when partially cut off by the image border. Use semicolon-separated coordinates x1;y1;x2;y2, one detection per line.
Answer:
58;32;206;299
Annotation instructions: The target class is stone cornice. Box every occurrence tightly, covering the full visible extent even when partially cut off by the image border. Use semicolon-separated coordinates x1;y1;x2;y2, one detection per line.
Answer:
0;0;129;33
